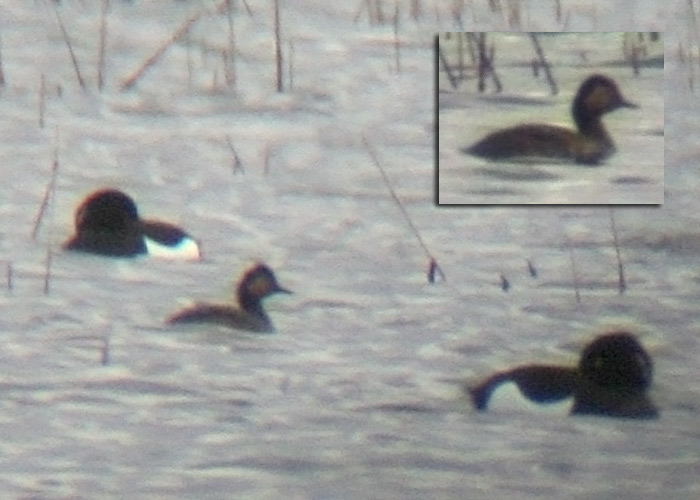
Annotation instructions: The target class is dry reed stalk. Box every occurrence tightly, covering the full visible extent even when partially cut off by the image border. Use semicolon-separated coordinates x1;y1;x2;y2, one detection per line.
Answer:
500;274;510;292
507;0;522;29
410;0;422;21
7;262;12;292
225;136;244;174
375;0;386;24
101;332;110;366
529;33;557;95
53;4;86;89
527;259;537;278
225;0;237;90
428;257;445;283
0;27;5;87
565;235;581;303
39;74;46;128
120;0;230;91
31;144;60;241
433;1;441;24
362;135;443;283
473;32;501;92
274;0;283;92
555;0;562;23
354;0;385;25
456;32;464;80
450;0;463;27
393;2;401;73
609;208;626;294
437;36;459;89
263;145;272;175
43;248;52;295
288;40;294;90
352;1;367;24
97;0;110;91
241;0;254;16
185;31;193;89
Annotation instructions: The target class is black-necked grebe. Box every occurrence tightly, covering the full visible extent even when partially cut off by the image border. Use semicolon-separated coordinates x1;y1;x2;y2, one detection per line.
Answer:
166;263;291;333
464;74;638;165
64;188;201;260
468;331;658;419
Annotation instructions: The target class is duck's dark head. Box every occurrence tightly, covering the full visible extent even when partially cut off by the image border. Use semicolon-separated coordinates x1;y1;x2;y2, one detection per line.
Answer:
578;331;653;391
65;188;146;257
572;74;638;131
74;188;140;234
237;263;292;302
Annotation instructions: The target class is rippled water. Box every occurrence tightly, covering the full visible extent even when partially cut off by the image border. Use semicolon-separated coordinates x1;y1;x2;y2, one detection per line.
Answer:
0;1;694;499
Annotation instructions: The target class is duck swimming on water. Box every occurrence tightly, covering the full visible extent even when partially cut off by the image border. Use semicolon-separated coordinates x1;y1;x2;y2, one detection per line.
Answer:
166;263;291;333
468;331;658;419
64;188;201;259
464;74;638;165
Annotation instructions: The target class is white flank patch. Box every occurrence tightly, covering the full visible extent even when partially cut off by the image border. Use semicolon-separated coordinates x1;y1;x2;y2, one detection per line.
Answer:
145;236;201;261
486;382;572;416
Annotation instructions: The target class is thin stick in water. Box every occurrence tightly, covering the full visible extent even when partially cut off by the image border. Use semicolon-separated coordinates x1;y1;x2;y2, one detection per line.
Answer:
527;259;537;278
31;144;60;241
393;1;401;73
410;0;422;21
428;257;445;283
97;0;110;91
39;73;46;128
225;0;237;90
241;0;254;16
609;207;626;294
437;36;459;89
43;248;52;295
500;274;510;292
362;135;444;283
225;136;244;174
101;331;111;366
375;0;386;24
274;0;283;92
53;4;86;89
263;145;273;175
0;25;5;87
120;1;229;91
529;33;557;95
288;40;294;90
352;0;368;24
565;235;581;303
7;262;12;292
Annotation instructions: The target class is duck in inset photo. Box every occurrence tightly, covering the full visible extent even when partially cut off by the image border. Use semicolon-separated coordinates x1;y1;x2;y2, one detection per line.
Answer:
468;330;658;419
464;74;638;165
166;263;291;333
64;188;201;260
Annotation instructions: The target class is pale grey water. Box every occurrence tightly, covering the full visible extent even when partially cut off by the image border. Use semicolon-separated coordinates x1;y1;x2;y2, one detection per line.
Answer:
0;1;695;499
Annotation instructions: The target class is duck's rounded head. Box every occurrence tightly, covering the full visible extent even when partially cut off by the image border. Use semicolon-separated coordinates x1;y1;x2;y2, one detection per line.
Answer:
573;74;638;124
74;188;140;234
65;188;146;256
238;263;292;300
578;331;653;391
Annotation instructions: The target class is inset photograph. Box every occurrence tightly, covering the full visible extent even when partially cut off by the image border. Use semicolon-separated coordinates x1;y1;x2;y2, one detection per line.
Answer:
437;32;664;205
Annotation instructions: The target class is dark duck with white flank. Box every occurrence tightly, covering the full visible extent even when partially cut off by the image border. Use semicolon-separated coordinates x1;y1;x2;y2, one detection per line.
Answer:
468;331;658;419
64;188;201;260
